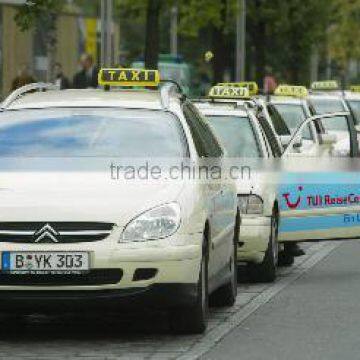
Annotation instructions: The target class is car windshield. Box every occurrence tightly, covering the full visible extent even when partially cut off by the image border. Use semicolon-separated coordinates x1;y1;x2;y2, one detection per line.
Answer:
0;108;187;157
205;115;261;157
347;100;360;125
273;103;311;139
310;98;348;131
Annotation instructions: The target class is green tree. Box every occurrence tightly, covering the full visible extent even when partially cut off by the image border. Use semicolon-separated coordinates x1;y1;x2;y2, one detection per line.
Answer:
247;0;331;85
328;0;360;80
14;0;65;81
178;0;234;83
144;0;162;69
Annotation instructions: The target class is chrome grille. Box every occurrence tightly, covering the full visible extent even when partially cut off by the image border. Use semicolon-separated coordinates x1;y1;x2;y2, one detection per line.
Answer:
0;222;115;243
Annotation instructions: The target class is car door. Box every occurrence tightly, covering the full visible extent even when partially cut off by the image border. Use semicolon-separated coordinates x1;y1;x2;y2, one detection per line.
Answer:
278;112;360;242
183;103;235;281
270;103;320;156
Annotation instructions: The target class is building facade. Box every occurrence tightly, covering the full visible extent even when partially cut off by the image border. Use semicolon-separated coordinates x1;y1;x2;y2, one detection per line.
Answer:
0;0;119;98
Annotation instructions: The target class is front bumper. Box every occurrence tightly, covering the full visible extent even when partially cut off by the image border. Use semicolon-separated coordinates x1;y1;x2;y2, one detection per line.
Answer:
0;233;203;311
0;283;198;313
237;216;271;264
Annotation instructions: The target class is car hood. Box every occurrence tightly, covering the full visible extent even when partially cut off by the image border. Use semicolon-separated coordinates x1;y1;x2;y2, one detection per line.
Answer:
236;170;269;195
0;172;185;226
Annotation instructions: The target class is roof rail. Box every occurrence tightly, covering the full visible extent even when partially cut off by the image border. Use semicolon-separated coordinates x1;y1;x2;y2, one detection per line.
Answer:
1;82;59;110
159;80;185;109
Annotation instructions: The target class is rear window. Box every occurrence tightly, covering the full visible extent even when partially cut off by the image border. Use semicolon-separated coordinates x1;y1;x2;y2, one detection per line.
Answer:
347;100;360;125
309;99;348;131
205;115;262;157
273;103;311;139
0;108;187;158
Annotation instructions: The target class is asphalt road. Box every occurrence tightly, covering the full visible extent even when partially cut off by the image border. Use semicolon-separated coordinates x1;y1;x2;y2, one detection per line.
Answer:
0;241;353;360
203;240;360;360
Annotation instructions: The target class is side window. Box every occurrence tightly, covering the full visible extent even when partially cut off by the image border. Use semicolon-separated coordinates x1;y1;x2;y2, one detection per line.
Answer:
267;105;291;136
258;125;271;157
183;103;223;158
257;113;282;157
182;105;207;157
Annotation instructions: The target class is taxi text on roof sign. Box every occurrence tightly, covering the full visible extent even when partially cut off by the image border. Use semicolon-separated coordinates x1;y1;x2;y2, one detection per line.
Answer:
98;68;160;87
208;85;250;99
274;85;308;98
311;80;339;91
217;82;259;96
350;85;360;93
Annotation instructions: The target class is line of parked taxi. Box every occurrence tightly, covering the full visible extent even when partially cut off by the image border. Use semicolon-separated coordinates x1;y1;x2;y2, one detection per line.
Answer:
0;70;358;334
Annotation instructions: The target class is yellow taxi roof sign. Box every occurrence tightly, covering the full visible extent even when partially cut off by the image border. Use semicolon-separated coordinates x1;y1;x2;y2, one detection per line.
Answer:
98;68;160;87
217;82;259;95
350;85;360;93
208;85;250;99
311;80;339;91
274;85;308;98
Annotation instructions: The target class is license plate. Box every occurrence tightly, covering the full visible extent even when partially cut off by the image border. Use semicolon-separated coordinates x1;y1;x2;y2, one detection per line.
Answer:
1;252;90;274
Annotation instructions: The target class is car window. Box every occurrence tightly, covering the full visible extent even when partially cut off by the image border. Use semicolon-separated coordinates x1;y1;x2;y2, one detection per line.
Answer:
183;103;223;158
183;105;207;157
273;103;312;140
347;100;360;125
256;114;282;157
267;105;291;136
0;108;188;158
309;99;348;131
258;126;271;157
190;106;223;157
205;115;262;158
320;116;350;132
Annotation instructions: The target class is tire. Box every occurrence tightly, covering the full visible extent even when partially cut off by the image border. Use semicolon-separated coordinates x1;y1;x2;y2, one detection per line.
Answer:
278;251;295;267
248;213;279;283
170;236;209;334
210;213;239;307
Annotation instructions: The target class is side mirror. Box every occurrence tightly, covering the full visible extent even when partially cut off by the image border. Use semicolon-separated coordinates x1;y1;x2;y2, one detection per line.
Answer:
280;135;302;150
279;135;291;148
282;111;349;157
355;124;360;133
319;133;337;145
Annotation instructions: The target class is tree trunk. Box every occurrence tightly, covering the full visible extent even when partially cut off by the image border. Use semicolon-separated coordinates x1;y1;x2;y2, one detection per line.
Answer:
145;0;161;70
253;0;266;88
46;30;57;82
211;0;228;83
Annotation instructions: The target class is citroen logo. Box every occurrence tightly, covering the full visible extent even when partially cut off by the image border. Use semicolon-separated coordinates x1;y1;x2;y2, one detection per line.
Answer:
34;224;59;243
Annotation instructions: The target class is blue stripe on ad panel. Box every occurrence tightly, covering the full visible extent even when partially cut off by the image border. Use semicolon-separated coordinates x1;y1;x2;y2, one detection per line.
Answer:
280;213;360;232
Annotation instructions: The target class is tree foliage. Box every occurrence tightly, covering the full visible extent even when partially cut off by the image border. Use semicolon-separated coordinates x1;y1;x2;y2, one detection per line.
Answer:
14;0;360;85
14;0;65;80
328;0;360;69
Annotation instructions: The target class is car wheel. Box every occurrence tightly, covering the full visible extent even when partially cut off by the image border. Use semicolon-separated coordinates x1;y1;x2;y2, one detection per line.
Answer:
248;212;278;283
210;213;239;307
278;251;295;267
170;236;209;334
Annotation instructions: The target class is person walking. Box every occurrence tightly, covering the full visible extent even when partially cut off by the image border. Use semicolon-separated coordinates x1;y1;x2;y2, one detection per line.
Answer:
73;54;98;89
263;66;278;95
53;63;70;89
11;64;36;91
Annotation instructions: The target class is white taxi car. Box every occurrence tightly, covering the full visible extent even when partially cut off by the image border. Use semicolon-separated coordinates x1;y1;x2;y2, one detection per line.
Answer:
308;81;358;157
194;86;281;282
266;85;321;156
344;86;360;137
0;69;239;334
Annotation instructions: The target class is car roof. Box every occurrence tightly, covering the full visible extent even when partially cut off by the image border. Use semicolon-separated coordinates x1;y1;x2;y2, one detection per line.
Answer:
268;96;303;105
193;100;248;117
343;91;360;100
308;92;344;101
5;89;171;111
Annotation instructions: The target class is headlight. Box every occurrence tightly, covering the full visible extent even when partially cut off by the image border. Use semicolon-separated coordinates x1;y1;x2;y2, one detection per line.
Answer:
121;203;181;242
238;195;264;214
